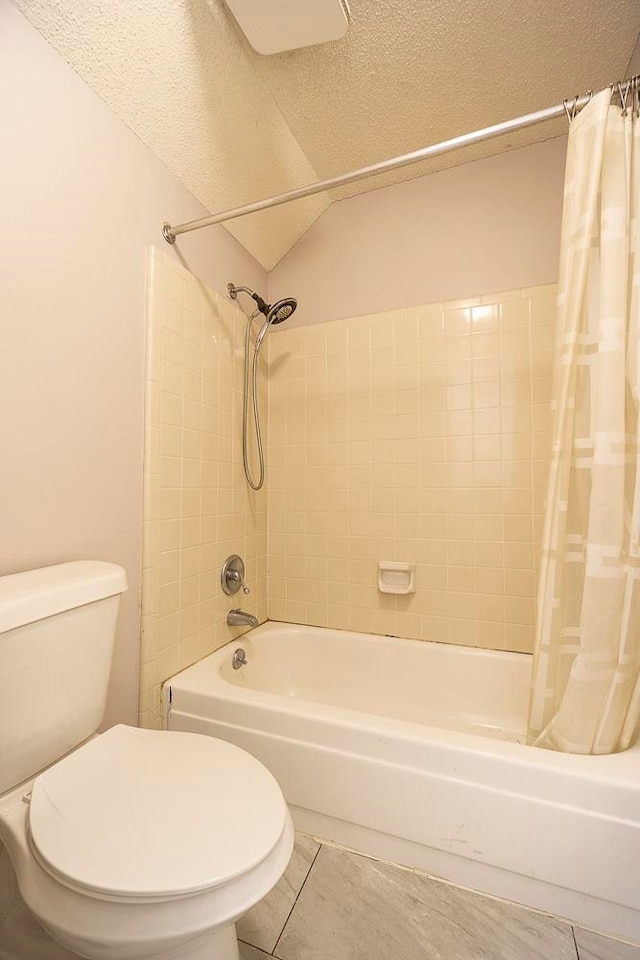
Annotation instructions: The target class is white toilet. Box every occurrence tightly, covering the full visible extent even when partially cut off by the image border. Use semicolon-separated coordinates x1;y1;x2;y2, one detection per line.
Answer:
0;561;293;960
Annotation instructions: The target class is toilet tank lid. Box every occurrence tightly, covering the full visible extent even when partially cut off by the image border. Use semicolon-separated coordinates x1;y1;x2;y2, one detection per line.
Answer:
0;561;128;634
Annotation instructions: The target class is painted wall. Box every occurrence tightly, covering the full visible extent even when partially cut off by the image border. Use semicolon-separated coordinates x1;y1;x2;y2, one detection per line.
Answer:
141;249;268;728
269;137;567;326
266;284;555;654
627;32;640;75
0;4;265;727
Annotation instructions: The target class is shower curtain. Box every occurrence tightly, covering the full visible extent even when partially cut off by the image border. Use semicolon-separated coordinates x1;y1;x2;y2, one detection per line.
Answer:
528;86;640;754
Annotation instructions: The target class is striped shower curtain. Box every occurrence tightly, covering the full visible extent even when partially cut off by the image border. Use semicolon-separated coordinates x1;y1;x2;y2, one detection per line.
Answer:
528;86;640;754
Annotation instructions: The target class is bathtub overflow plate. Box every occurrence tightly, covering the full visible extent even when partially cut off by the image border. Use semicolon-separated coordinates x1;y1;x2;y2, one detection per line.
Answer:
232;648;248;669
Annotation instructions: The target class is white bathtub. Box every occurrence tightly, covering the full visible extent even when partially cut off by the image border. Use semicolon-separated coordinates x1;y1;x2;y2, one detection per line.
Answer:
164;621;640;941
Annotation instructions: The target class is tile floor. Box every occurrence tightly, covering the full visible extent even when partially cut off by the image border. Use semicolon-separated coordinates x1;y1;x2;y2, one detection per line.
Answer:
238;834;640;960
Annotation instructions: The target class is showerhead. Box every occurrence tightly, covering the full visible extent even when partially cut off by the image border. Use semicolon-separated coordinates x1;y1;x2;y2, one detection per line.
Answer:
267;298;297;325
228;281;297;351
228;283;297;326
255;297;297;351
232;283;298;490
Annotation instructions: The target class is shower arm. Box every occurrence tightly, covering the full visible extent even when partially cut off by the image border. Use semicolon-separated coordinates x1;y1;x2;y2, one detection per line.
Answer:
228;283;269;315
162;75;638;245
228;284;254;298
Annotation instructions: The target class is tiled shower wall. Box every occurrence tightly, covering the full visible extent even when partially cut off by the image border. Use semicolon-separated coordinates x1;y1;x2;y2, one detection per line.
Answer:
140;248;267;727
266;285;556;653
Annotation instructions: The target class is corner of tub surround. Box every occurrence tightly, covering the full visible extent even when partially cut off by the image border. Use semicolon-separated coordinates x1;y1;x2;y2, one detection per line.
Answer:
139;254;269;729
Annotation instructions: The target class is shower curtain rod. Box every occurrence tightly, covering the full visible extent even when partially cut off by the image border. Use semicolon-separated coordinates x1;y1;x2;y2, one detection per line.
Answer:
162;76;637;245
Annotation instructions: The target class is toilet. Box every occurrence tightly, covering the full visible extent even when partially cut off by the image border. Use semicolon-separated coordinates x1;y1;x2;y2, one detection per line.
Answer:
0;561;293;960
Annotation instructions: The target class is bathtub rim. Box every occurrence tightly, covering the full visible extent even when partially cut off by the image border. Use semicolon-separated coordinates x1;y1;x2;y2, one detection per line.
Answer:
164;620;640;786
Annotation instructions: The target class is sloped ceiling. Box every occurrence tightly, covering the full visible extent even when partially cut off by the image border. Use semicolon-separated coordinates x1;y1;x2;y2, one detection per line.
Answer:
13;0;640;269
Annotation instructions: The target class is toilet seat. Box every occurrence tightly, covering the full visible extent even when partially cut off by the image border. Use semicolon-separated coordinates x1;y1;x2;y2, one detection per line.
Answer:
28;724;288;901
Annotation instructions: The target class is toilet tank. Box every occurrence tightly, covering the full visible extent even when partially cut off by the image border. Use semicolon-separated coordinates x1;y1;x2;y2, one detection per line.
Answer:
0;561;127;794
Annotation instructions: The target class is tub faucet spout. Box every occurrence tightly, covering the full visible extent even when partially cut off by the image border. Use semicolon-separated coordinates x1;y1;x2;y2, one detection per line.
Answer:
226;609;259;628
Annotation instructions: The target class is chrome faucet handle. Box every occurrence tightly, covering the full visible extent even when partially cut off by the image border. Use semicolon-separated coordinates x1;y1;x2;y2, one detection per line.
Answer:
221;555;250;596
229;569;250;595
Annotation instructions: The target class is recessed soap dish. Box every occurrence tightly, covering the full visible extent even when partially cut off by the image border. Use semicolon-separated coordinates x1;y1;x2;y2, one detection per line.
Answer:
377;561;415;595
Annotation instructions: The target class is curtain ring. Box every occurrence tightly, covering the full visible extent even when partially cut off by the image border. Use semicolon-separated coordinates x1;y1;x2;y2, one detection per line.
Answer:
563;95;580;123
617;80;631;117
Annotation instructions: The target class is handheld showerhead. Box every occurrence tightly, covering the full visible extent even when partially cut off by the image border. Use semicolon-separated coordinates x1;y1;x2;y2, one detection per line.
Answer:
228;282;297;350
255;298;297;351
229;280;299;490
268;298;297;324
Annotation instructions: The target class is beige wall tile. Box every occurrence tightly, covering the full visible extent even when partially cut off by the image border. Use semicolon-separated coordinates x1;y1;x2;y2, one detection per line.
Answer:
140;250;268;727
266;285;554;655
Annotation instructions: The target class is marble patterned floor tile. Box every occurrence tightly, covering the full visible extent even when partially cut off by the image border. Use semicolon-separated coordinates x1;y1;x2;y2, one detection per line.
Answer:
275;844;578;960
237;833;320;953
239;942;272;960
575;929;640;960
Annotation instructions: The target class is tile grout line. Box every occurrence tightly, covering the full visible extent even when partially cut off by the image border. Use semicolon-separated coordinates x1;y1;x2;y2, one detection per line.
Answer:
270;840;324;958
571;925;580;960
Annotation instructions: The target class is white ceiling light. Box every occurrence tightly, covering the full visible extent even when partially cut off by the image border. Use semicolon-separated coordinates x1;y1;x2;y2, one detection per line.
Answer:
223;0;350;55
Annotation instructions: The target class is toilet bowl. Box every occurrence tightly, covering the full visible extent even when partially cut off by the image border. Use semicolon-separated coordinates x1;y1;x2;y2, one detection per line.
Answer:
0;562;293;960
0;726;293;960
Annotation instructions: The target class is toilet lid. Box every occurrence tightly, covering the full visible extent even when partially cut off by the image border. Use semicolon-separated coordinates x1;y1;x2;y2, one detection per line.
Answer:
28;725;288;899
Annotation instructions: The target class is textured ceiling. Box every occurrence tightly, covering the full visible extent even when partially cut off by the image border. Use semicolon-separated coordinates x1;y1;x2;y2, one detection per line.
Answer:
14;0;640;269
